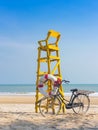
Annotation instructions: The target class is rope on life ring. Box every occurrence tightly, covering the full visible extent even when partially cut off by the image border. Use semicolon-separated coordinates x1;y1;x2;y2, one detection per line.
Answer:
38;74;61;97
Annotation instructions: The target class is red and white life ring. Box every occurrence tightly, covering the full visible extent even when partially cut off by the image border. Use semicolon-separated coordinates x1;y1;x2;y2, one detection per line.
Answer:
38;74;61;97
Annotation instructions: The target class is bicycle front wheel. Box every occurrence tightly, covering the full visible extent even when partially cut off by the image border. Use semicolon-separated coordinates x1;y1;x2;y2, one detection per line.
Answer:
39;96;61;117
72;94;90;114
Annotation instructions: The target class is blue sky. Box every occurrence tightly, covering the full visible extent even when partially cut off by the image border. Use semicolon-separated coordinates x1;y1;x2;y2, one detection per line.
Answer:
0;0;98;84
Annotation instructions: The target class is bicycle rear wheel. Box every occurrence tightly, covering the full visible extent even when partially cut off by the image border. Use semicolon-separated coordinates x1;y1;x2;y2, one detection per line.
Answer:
39;96;61;117
72;94;90;114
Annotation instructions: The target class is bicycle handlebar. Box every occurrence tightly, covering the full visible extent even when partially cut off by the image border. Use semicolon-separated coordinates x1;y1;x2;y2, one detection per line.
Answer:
61;80;70;84
56;79;70;88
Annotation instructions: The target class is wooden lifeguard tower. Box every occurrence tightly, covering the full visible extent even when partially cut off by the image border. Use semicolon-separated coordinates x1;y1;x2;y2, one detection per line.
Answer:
35;30;64;112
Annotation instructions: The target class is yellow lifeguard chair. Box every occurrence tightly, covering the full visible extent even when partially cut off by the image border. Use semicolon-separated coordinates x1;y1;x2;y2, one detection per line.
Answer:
35;30;64;112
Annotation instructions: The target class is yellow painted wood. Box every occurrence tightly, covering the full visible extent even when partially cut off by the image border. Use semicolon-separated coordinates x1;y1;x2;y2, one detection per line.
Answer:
51;60;60;74
39;45;59;51
49;55;60;60
38;58;47;62
48;30;60;38
37;71;47;76
35;30;65;113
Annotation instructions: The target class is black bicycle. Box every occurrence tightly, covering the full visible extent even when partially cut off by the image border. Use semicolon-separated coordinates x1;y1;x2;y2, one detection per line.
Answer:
37;80;93;117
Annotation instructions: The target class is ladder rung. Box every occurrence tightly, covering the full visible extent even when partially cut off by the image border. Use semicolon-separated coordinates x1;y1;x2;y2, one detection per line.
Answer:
37;72;47;76
38;57;47;62
38;59;59;62
38;56;60;62
49;55;60;60
50;58;60;61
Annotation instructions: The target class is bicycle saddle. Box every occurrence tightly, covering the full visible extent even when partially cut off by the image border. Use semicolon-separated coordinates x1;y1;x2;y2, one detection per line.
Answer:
70;88;78;92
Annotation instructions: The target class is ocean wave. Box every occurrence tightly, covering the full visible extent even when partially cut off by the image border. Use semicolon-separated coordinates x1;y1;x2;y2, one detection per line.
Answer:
0;92;98;96
0;92;36;96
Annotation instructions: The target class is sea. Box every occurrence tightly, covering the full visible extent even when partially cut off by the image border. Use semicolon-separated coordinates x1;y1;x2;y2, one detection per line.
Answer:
0;84;98;96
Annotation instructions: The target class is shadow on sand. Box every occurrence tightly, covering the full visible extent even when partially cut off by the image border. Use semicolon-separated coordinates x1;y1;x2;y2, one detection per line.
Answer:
0;112;98;130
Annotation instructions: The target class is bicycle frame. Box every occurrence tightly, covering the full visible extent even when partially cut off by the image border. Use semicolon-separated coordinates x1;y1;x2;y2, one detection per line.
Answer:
56;87;78;107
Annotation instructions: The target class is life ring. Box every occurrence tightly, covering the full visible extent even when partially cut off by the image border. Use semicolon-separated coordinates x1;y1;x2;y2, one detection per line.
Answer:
38;74;61;97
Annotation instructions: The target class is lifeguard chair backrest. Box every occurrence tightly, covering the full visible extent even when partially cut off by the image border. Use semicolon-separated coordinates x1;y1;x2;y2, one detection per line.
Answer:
46;30;61;45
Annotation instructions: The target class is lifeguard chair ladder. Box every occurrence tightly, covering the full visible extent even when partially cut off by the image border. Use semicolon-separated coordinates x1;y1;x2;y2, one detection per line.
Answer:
35;30;65;113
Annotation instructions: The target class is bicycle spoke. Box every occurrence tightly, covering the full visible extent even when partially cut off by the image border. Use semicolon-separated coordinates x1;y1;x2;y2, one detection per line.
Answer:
72;94;90;114
39;97;61;117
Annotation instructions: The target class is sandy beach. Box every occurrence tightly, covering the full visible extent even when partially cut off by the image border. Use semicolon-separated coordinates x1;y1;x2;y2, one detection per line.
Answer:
0;95;98;130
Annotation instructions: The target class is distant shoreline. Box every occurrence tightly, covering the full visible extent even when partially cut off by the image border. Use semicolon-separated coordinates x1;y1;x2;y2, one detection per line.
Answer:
0;84;98;93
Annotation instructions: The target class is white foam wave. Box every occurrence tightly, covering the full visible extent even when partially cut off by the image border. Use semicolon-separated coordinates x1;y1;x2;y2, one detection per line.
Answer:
0;92;98;96
0;92;36;96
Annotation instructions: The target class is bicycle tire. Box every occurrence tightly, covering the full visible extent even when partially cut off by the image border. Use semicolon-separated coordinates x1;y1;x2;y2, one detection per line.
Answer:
39;96;61;117
72;93;90;114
